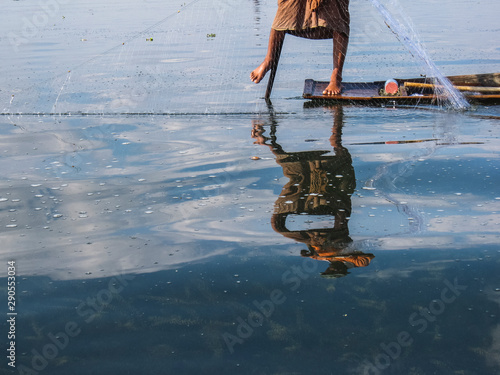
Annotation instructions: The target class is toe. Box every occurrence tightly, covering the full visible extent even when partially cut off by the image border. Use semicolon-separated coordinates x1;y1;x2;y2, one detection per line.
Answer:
250;71;262;84
323;87;341;96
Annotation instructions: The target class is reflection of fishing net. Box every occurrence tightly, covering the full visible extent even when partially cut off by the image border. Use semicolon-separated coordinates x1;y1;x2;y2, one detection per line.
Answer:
362;111;466;234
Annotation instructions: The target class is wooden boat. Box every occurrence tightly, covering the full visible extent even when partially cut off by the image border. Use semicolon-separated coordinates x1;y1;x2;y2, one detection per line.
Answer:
302;73;500;106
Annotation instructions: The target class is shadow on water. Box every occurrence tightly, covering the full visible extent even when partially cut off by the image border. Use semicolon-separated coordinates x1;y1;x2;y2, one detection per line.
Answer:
252;106;374;278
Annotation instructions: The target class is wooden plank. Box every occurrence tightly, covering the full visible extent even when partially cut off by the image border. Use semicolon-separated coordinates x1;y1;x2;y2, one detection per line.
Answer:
303;79;316;97
446;73;500;87
304;81;384;98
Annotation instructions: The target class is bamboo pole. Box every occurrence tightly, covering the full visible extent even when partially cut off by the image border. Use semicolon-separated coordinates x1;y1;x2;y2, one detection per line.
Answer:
404;81;500;93
265;40;284;101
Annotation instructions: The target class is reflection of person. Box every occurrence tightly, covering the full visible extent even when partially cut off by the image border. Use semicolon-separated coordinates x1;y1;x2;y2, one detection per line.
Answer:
300;248;374;278
250;0;350;95
252;106;373;277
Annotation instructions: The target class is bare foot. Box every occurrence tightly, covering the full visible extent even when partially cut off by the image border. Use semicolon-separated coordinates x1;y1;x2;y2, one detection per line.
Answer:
323;68;343;95
323;76;343;96
250;61;271;84
251;121;272;146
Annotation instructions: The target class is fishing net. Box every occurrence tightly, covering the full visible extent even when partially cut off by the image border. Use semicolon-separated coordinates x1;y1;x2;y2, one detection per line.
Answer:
2;0;498;114
3;0;274;115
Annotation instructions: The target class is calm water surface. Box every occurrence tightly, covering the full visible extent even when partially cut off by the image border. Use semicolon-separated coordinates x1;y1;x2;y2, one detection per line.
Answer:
1;0;500;374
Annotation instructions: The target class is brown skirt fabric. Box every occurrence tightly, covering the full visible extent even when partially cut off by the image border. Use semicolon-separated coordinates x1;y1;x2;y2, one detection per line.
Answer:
271;0;350;36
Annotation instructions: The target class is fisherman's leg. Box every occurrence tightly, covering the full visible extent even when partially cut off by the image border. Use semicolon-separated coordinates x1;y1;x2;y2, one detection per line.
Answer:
323;31;349;95
250;29;286;84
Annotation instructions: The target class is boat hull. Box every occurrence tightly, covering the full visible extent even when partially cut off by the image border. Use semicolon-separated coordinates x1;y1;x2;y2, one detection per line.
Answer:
303;73;500;106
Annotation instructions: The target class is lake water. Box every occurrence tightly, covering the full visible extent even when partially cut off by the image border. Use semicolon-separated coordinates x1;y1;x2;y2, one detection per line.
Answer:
1;0;500;374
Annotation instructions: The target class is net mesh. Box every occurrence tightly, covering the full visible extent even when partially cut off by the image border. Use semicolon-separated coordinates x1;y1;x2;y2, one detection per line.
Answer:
2;0;497;115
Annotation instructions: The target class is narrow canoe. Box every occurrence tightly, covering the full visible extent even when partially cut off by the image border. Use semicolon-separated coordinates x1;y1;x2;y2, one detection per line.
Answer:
303;73;500;105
